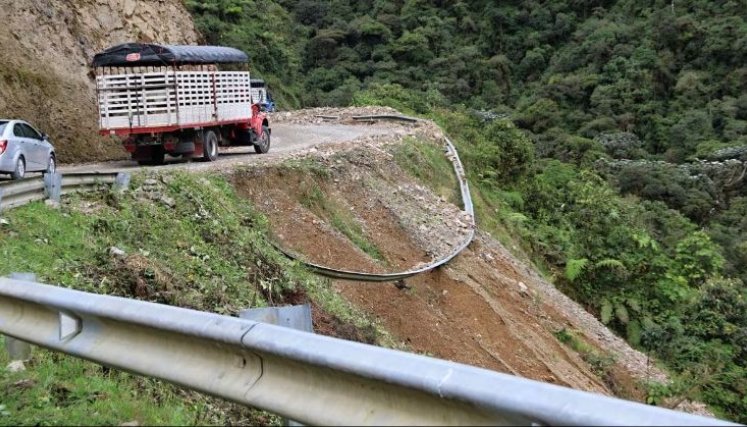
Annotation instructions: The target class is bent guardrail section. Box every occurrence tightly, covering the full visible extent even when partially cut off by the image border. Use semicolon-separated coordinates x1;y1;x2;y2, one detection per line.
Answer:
0;277;737;426
272;114;476;282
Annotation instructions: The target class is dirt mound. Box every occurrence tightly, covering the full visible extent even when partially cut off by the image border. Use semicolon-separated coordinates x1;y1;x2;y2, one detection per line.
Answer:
0;0;200;162
271;106;404;125
230;138;649;400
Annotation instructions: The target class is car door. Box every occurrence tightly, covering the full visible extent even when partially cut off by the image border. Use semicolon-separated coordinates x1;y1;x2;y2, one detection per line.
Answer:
20;123;46;170
11;123;36;169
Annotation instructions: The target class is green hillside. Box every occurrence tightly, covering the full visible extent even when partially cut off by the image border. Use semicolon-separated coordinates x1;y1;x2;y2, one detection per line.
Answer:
185;0;747;421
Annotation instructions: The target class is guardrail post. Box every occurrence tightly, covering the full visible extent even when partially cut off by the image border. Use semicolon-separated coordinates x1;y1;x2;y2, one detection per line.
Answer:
44;172;62;206
4;272;36;371
240;304;312;426
113;172;131;193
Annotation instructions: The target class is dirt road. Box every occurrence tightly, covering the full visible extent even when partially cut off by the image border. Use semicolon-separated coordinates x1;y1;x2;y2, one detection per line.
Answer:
58;122;398;174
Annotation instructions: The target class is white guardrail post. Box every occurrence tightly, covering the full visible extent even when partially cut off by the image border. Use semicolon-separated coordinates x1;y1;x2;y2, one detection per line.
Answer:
0;277;738;426
3;273;36;370
113;172;131;193
43;172;62;205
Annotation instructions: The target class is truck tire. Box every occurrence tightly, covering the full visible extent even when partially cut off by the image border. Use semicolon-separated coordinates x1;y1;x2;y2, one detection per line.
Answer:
202;130;219;162
253;125;270;154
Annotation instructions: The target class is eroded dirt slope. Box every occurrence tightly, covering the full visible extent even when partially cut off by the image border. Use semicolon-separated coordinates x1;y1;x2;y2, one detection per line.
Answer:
230;131;649;401
0;0;200;162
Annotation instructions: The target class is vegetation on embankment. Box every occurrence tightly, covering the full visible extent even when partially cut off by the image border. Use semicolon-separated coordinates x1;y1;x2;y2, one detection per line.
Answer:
374;96;746;421
184;1;746;420
0;172;382;425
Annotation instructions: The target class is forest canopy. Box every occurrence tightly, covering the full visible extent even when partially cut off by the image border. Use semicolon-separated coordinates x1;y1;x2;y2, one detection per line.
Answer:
185;0;747;421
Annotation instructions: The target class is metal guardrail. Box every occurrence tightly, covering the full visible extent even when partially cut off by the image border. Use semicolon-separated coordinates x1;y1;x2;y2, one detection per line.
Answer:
352;114;420;123
0;277;737;426
273;115;476;282
0;176;48;209
60;172;120;195
0;172;127;210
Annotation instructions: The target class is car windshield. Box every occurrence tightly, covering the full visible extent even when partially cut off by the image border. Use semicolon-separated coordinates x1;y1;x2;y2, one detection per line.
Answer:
0;121;7;134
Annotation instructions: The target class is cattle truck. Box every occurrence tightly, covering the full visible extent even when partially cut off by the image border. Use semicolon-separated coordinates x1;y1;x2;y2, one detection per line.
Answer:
92;43;270;165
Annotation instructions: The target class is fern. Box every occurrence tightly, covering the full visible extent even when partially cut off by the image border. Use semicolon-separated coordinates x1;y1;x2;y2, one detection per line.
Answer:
615;303;630;324
594;258;626;271
504;212;529;224
600;300;613;324
626;297;642;313
626;320;641;346
565;258;589;282
627;320;642;346
632;232;659;251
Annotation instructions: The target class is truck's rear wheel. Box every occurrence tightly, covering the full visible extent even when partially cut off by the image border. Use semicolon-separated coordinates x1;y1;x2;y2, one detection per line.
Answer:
253;126;270;154
202;130;219;162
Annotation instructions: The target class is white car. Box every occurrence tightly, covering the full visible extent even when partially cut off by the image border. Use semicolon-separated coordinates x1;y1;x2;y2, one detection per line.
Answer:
0;119;56;180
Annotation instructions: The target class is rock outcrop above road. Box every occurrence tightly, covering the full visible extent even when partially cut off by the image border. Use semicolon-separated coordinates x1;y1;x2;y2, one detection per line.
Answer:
0;0;200;162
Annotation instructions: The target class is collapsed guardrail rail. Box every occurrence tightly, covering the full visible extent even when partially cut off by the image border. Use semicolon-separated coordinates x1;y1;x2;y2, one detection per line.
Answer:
0;277;737;426
272;115;475;282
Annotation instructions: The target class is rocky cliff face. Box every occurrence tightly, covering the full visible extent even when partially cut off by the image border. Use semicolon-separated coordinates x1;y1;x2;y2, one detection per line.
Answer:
0;0;201;162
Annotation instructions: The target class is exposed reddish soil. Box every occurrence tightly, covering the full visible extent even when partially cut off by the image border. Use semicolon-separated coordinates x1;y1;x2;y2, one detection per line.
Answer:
229;144;647;399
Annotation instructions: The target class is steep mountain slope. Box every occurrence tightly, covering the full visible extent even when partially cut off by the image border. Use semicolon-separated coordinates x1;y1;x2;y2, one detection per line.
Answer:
2;0;742;420
0;0;200;161
0;108;719;423
230;109;705;411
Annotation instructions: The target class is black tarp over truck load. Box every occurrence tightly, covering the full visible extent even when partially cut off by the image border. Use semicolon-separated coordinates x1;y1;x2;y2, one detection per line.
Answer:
92;43;249;67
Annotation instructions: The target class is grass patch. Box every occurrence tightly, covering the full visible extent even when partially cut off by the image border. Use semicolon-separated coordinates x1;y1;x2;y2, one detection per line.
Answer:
298;179;385;262
279;157;332;179
554;328;615;378
0;336;201;426
0;171;387;425
392;137;460;206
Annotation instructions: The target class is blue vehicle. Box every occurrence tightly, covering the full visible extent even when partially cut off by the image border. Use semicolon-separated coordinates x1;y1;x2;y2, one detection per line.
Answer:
265;92;276;113
250;79;276;112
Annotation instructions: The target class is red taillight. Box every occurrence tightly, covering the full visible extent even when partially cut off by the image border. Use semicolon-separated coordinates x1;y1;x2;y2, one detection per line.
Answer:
0;140;7;155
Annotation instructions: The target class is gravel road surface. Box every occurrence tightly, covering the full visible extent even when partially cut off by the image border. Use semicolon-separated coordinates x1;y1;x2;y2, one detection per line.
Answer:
58;123;396;174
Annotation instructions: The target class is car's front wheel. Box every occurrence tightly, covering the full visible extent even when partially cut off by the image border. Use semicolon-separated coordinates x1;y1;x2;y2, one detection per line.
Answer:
44;154;56;175
11;157;25;180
